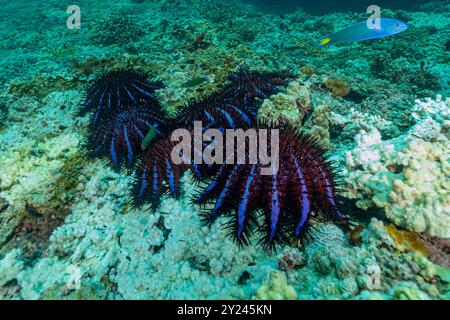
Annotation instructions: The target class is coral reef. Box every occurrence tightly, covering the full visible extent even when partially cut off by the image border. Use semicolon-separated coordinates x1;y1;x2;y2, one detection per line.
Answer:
324;78;350;98
284;219;448;300
200;0;241;23
304;102;331;148
0;0;448;301
230;17;263;43
5;202;70;261
0;90;82;253
341;96;449;238
7;74;79;100
259;81;311;127
385;224;430;257
0;101;7;128
89;15;145;46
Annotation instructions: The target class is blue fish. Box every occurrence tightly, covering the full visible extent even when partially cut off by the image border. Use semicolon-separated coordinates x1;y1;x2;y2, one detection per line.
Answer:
318;18;408;47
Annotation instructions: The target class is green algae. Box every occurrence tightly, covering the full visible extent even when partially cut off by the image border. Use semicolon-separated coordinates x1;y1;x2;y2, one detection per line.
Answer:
48;153;88;207
435;265;450;284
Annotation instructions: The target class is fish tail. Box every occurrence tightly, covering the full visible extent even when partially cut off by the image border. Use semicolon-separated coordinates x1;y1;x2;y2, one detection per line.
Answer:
317;36;333;47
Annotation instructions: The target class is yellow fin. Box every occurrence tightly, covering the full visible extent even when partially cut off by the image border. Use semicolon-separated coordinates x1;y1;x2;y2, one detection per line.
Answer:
320;37;331;46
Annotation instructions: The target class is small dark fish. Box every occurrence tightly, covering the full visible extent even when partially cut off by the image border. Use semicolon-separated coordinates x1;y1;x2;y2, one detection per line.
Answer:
445;40;450;51
25;202;42;217
140;124;158;151
182;76;209;88
238;271;253;285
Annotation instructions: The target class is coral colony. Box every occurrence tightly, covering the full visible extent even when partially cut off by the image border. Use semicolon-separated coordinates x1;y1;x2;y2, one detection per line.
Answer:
84;66;347;246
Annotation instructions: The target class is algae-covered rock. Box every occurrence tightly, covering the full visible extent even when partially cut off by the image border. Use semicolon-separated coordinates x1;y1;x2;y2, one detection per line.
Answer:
324;78;350;98
435;265;450;284
392;283;431;300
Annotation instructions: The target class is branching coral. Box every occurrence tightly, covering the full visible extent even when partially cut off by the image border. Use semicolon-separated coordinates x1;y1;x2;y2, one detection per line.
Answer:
200;0;241;23
230;17;262;43
89;15;144;46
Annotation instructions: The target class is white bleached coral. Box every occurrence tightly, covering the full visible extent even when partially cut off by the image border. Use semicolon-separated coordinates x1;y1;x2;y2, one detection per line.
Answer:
330;107;398;141
342;96;450;238
258;78;333;147
411;95;450;124
0;166;278;299
0;249;23;287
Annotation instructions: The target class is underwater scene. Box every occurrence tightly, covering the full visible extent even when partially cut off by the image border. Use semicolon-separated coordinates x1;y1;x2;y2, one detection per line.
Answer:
0;0;449;301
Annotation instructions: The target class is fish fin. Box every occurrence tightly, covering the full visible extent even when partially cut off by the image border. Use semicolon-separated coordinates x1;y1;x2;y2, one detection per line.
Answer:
318;37;332;47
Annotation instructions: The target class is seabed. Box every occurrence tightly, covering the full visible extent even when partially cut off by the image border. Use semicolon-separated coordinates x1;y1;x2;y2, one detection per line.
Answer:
0;0;449;300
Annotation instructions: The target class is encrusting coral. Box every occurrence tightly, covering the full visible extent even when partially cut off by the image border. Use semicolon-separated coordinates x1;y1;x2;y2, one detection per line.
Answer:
323;78;350;98
385;224;430;257
254;270;297;300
